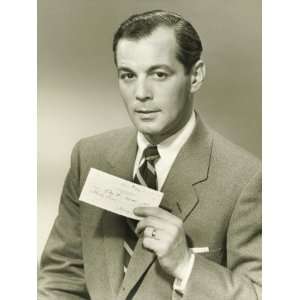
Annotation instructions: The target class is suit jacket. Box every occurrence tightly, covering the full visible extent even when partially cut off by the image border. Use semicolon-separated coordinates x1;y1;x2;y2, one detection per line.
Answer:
38;115;261;300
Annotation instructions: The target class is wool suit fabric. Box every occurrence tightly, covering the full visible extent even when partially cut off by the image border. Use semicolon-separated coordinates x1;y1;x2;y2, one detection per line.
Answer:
38;115;261;300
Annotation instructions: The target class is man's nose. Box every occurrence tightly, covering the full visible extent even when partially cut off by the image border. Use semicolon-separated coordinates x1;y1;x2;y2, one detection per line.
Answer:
135;78;152;101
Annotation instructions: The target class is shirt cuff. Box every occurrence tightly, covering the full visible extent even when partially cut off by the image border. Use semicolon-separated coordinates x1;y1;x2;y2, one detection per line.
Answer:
173;252;195;295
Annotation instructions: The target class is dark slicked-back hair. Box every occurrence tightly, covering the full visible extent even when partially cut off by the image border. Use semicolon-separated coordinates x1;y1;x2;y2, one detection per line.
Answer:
113;10;203;74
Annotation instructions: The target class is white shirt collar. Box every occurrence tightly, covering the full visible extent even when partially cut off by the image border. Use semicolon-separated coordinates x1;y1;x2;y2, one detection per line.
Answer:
134;111;196;190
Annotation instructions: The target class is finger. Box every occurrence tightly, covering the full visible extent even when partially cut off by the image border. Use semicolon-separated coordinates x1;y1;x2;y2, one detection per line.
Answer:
142;237;160;253
134;206;170;218
144;226;155;238
135;216;174;235
134;207;179;224
142;237;165;256
142;232;173;257
144;228;173;244
135;211;183;235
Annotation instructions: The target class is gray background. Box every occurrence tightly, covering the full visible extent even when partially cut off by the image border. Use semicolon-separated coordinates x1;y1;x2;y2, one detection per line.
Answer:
38;0;261;258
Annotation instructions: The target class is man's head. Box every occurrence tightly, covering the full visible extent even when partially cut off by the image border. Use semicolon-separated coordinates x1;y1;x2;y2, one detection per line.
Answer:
113;10;206;144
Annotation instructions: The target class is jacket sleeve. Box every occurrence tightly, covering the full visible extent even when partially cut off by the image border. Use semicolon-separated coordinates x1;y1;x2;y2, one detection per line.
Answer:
38;142;90;300
174;170;262;300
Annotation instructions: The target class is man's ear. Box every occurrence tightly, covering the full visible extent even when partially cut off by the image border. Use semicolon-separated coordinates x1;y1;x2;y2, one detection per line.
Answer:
190;60;206;93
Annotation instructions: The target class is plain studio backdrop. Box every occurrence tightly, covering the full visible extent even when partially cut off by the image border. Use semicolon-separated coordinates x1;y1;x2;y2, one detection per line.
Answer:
38;0;261;259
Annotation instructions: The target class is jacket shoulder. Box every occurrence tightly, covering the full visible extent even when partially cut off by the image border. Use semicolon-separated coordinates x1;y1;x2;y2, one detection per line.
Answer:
75;126;136;153
210;130;261;181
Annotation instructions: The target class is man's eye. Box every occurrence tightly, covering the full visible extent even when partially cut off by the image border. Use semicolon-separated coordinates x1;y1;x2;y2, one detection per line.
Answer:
153;72;168;80
120;73;135;80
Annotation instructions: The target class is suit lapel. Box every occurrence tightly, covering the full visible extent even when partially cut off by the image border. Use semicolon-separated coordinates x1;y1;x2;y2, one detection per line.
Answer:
118;237;156;300
107;129;138;181
160;115;213;220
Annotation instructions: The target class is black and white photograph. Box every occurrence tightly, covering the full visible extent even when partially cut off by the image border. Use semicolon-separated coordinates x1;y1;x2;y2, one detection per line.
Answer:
37;1;262;299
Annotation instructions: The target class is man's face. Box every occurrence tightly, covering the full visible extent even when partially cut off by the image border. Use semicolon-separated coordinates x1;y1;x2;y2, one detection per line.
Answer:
116;26;195;144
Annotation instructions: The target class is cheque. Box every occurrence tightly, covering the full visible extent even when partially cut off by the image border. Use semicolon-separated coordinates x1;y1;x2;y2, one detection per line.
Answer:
79;168;164;220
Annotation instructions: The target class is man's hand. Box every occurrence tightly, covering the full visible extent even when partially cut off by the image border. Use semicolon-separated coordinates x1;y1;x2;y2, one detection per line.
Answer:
134;207;192;279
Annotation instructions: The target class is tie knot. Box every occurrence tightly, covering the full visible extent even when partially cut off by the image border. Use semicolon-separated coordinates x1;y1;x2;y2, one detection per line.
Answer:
143;145;160;162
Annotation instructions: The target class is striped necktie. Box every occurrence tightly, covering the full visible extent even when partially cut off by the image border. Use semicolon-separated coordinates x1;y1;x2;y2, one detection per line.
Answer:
123;145;160;274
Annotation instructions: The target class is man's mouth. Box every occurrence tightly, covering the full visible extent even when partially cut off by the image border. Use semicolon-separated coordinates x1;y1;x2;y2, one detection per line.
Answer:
134;109;160;120
135;109;160;114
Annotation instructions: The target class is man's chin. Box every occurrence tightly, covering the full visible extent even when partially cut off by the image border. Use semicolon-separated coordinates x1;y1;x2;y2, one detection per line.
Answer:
137;127;161;137
134;124;161;138
133;119;160;133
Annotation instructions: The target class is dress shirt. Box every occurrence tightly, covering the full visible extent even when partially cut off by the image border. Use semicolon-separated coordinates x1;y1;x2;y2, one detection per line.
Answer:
134;112;196;190
133;111;196;294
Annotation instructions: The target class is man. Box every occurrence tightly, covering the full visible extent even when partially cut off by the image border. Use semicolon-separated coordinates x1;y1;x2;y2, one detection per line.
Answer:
38;10;261;300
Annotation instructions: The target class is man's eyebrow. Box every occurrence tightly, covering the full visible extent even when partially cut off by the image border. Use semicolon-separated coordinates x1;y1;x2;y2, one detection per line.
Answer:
148;65;174;72
117;67;134;73
117;65;174;74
